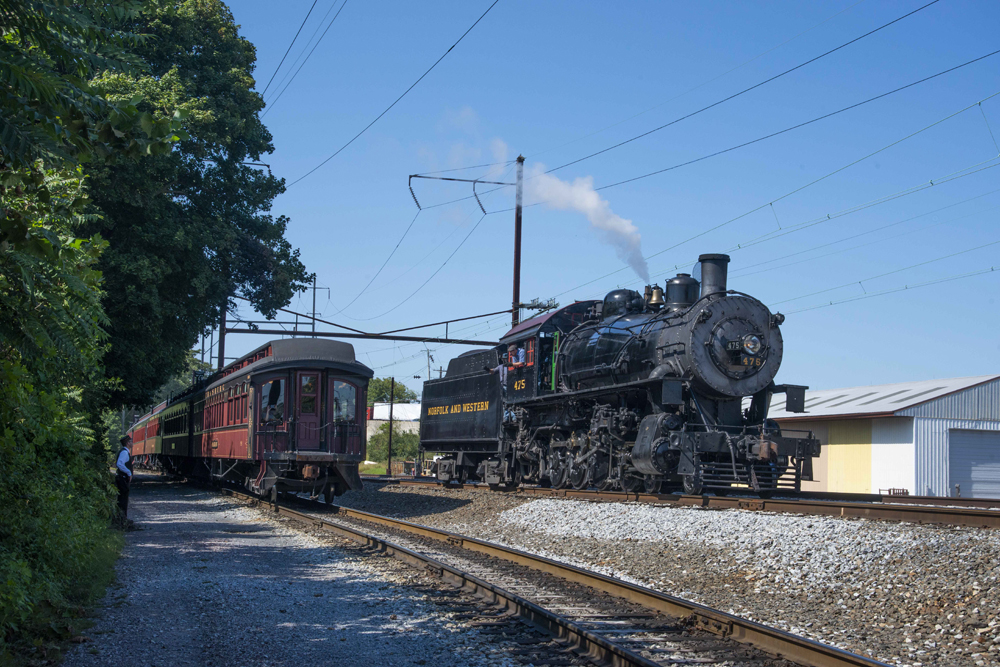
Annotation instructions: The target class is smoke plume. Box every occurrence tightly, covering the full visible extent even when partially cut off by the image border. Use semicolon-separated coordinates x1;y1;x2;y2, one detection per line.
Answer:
526;166;650;283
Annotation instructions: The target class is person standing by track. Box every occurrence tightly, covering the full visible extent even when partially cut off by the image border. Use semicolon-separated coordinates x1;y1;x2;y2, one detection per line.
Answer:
115;435;133;527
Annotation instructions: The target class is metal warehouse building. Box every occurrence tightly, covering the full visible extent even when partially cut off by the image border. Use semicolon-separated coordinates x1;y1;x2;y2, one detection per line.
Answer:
767;375;1000;498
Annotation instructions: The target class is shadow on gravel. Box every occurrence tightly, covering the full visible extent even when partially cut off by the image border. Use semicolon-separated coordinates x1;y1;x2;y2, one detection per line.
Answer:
105;483;479;666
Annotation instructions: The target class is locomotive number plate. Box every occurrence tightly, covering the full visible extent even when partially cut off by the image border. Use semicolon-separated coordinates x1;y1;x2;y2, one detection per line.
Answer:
740;355;763;368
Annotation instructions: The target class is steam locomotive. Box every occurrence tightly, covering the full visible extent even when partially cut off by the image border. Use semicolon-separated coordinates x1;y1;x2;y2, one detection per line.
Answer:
419;254;820;496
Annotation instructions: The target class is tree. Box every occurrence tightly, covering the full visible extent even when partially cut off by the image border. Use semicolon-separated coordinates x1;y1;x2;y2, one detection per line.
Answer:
367;377;419;406
81;0;310;408
366;422;420;463
0;2;181;654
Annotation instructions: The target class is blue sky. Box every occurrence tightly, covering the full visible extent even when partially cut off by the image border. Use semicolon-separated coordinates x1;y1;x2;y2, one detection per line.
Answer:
216;0;1000;397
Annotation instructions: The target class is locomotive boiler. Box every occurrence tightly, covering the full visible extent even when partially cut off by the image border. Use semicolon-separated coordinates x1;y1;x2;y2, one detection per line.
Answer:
419;253;820;496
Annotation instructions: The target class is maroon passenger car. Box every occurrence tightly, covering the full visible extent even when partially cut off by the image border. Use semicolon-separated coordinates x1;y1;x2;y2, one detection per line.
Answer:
128;338;373;499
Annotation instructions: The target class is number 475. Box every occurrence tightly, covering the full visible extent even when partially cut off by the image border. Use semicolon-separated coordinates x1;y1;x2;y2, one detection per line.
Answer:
513;379;526;390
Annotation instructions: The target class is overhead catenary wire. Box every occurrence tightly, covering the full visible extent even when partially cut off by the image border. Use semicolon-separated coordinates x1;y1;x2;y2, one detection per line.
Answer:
785;265;998;314
730;194;1000;278
259;0;319;96
589;49;1000;191
771;239;1000;306
536;91;1000;299
263;0;349;117
288;0;502;187
264;0;344;103
328;209;422;315
544;0;943;175
550;155;1000;303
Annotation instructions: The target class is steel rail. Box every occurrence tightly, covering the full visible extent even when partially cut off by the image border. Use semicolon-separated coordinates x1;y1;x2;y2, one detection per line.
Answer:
216;487;660;667
385;478;1000;529
223;485;888;667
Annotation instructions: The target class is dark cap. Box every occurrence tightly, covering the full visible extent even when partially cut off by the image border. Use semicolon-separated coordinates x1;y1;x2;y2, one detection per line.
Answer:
120;434;132;446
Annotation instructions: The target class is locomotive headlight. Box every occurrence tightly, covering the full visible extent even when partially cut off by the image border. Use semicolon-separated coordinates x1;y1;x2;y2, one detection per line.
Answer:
742;334;762;355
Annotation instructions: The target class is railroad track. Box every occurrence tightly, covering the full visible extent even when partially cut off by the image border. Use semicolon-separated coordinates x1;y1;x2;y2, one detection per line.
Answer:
216;484;888;667
362;476;1000;529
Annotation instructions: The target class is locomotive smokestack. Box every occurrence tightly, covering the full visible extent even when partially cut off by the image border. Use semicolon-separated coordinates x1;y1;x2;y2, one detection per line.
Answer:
699;253;730;298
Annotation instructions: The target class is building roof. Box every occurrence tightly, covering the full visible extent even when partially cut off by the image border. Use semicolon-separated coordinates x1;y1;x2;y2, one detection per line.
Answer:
763;375;1000;421
372;402;421;421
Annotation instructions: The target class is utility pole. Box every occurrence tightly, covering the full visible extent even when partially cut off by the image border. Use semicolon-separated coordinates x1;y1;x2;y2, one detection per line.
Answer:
512;155;524;327
311;274;317;338
209;330;214;369
438;366;444;379
217;307;226;371
425;348;434;382
201;335;205;364
387;377;395;477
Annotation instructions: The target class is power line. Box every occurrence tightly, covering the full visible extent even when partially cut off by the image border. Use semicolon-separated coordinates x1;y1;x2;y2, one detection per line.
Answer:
260;0;319;96
550;155;1000;301
352;213;489;320
329;209;422;315
288;0;502;187
545;0;943;175
592;49;1000;191
265;0;343;103
773;238;1000;306
263;0;349;117
785;265;998;314
427;0;868;181
731;196;1000;279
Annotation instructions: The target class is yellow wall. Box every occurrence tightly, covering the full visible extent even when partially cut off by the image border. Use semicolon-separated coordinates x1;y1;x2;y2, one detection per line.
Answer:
776;419;874;493
826;420;873;493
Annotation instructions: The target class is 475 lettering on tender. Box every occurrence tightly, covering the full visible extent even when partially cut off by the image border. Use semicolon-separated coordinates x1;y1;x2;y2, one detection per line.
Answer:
427;401;490;417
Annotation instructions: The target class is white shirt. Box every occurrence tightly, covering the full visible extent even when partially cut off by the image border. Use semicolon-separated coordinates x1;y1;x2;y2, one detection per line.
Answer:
116;448;132;477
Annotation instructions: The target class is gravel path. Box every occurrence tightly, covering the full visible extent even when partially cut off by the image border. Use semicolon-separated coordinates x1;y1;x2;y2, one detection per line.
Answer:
64;476;523;667
336;482;1000;667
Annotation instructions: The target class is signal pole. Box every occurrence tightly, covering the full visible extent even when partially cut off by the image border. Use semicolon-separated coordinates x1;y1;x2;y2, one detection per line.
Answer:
217;307;226;371
386;377;395;477
512;155;524;327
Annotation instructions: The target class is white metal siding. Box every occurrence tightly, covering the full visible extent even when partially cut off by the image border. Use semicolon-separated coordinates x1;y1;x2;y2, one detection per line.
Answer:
870;418;914;493
948;430;1000;498
897;378;1000;420
914;418;1000;496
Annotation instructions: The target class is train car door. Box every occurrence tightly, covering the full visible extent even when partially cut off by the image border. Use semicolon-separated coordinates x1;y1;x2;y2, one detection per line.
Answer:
328;379;362;456
255;375;288;454
295;372;321;450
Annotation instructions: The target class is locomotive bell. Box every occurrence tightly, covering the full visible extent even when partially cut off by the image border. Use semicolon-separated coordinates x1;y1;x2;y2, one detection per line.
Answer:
648;285;665;309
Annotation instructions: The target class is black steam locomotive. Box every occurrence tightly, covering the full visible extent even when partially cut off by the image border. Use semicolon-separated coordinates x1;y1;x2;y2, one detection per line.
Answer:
419;254;820;496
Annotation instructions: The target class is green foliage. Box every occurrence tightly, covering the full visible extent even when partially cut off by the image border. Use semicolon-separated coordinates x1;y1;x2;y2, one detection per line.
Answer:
367;378;419;406
366;421;420;463
0;169;122;659
0;0;183;171
152;349;212;404
81;0;309;408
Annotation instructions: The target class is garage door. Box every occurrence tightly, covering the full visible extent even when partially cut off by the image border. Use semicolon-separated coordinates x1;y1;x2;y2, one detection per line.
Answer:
949;429;1000;498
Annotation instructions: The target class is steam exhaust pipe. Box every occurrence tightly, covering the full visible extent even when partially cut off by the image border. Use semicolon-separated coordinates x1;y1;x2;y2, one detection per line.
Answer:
699;253;730;298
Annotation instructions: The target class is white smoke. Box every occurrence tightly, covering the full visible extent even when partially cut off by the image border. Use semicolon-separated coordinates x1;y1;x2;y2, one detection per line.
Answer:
526;165;650;283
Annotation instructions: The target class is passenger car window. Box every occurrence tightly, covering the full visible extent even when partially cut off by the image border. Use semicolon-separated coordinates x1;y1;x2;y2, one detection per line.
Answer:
260;379;285;423
300;374;317;414
332;381;356;423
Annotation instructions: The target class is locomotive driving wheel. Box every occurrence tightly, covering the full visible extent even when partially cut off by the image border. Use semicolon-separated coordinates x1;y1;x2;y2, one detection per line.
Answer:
549;451;570;489
569;459;591;490
622;474;644;493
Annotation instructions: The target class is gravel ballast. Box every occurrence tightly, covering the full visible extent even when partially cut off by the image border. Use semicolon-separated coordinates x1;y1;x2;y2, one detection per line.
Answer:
64;477;523;667
337;482;1000;667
